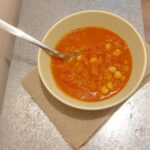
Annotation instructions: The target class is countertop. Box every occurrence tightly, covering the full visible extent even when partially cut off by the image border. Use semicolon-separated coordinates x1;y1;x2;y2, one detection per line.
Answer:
1;0;150;150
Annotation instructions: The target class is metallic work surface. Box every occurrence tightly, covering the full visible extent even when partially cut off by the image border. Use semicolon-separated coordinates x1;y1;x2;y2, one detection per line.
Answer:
1;0;150;150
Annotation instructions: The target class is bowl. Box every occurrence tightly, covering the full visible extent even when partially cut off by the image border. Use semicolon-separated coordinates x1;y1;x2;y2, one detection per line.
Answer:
38;10;147;110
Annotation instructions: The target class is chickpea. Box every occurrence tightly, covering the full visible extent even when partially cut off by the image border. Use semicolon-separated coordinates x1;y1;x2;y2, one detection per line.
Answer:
107;82;113;90
113;49;121;56
108;66;117;73
77;55;82;61
90;57;98;64
105;43;111;49
114;71;122;79
101;86;109;95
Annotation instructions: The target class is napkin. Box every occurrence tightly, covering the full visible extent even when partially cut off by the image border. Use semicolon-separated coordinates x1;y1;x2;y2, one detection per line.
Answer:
21;43;150;149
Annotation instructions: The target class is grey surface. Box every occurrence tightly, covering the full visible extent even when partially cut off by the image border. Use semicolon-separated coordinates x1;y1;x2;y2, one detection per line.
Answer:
0;0;149;150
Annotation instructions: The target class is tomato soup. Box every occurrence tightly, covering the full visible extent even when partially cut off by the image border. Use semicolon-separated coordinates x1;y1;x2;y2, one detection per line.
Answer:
51;27;132;102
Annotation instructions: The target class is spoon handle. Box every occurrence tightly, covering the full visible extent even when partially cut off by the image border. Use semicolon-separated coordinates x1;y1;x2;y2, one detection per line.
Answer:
0;19;64;58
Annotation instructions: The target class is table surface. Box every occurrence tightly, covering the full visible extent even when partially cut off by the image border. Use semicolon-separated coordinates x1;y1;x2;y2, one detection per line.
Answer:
1;0;150;150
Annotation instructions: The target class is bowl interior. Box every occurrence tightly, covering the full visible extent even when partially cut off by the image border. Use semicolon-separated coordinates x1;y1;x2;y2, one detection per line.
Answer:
38;10;147;110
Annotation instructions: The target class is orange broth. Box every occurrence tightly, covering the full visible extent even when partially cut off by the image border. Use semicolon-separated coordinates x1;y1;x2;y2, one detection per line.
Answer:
51;27;132;102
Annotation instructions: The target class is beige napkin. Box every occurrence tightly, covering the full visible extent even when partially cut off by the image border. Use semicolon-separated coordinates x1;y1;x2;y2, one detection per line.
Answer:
21;43;150;149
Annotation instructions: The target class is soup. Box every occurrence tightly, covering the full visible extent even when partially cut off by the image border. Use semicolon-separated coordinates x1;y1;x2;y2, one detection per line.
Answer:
51;27;132;102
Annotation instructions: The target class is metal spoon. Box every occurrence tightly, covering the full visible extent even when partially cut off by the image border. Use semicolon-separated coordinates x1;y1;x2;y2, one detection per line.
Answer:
0;19;64;58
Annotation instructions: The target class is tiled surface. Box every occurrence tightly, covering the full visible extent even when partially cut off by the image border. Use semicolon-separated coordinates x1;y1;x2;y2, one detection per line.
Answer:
1;0;150;150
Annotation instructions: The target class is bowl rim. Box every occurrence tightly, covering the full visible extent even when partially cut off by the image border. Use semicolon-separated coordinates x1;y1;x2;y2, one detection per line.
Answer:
38;10;147;110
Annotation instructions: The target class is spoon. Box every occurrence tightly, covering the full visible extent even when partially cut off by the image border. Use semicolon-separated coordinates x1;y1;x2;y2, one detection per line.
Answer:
0;19;65;58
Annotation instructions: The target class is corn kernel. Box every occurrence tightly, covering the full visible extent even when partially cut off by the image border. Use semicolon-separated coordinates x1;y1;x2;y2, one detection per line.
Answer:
107;82;113;90
101;86;109;95
114;71;122;79
113;49;121;56
105;43;111;49
108;66;117;73
90;57;98;64
114;41;119;46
